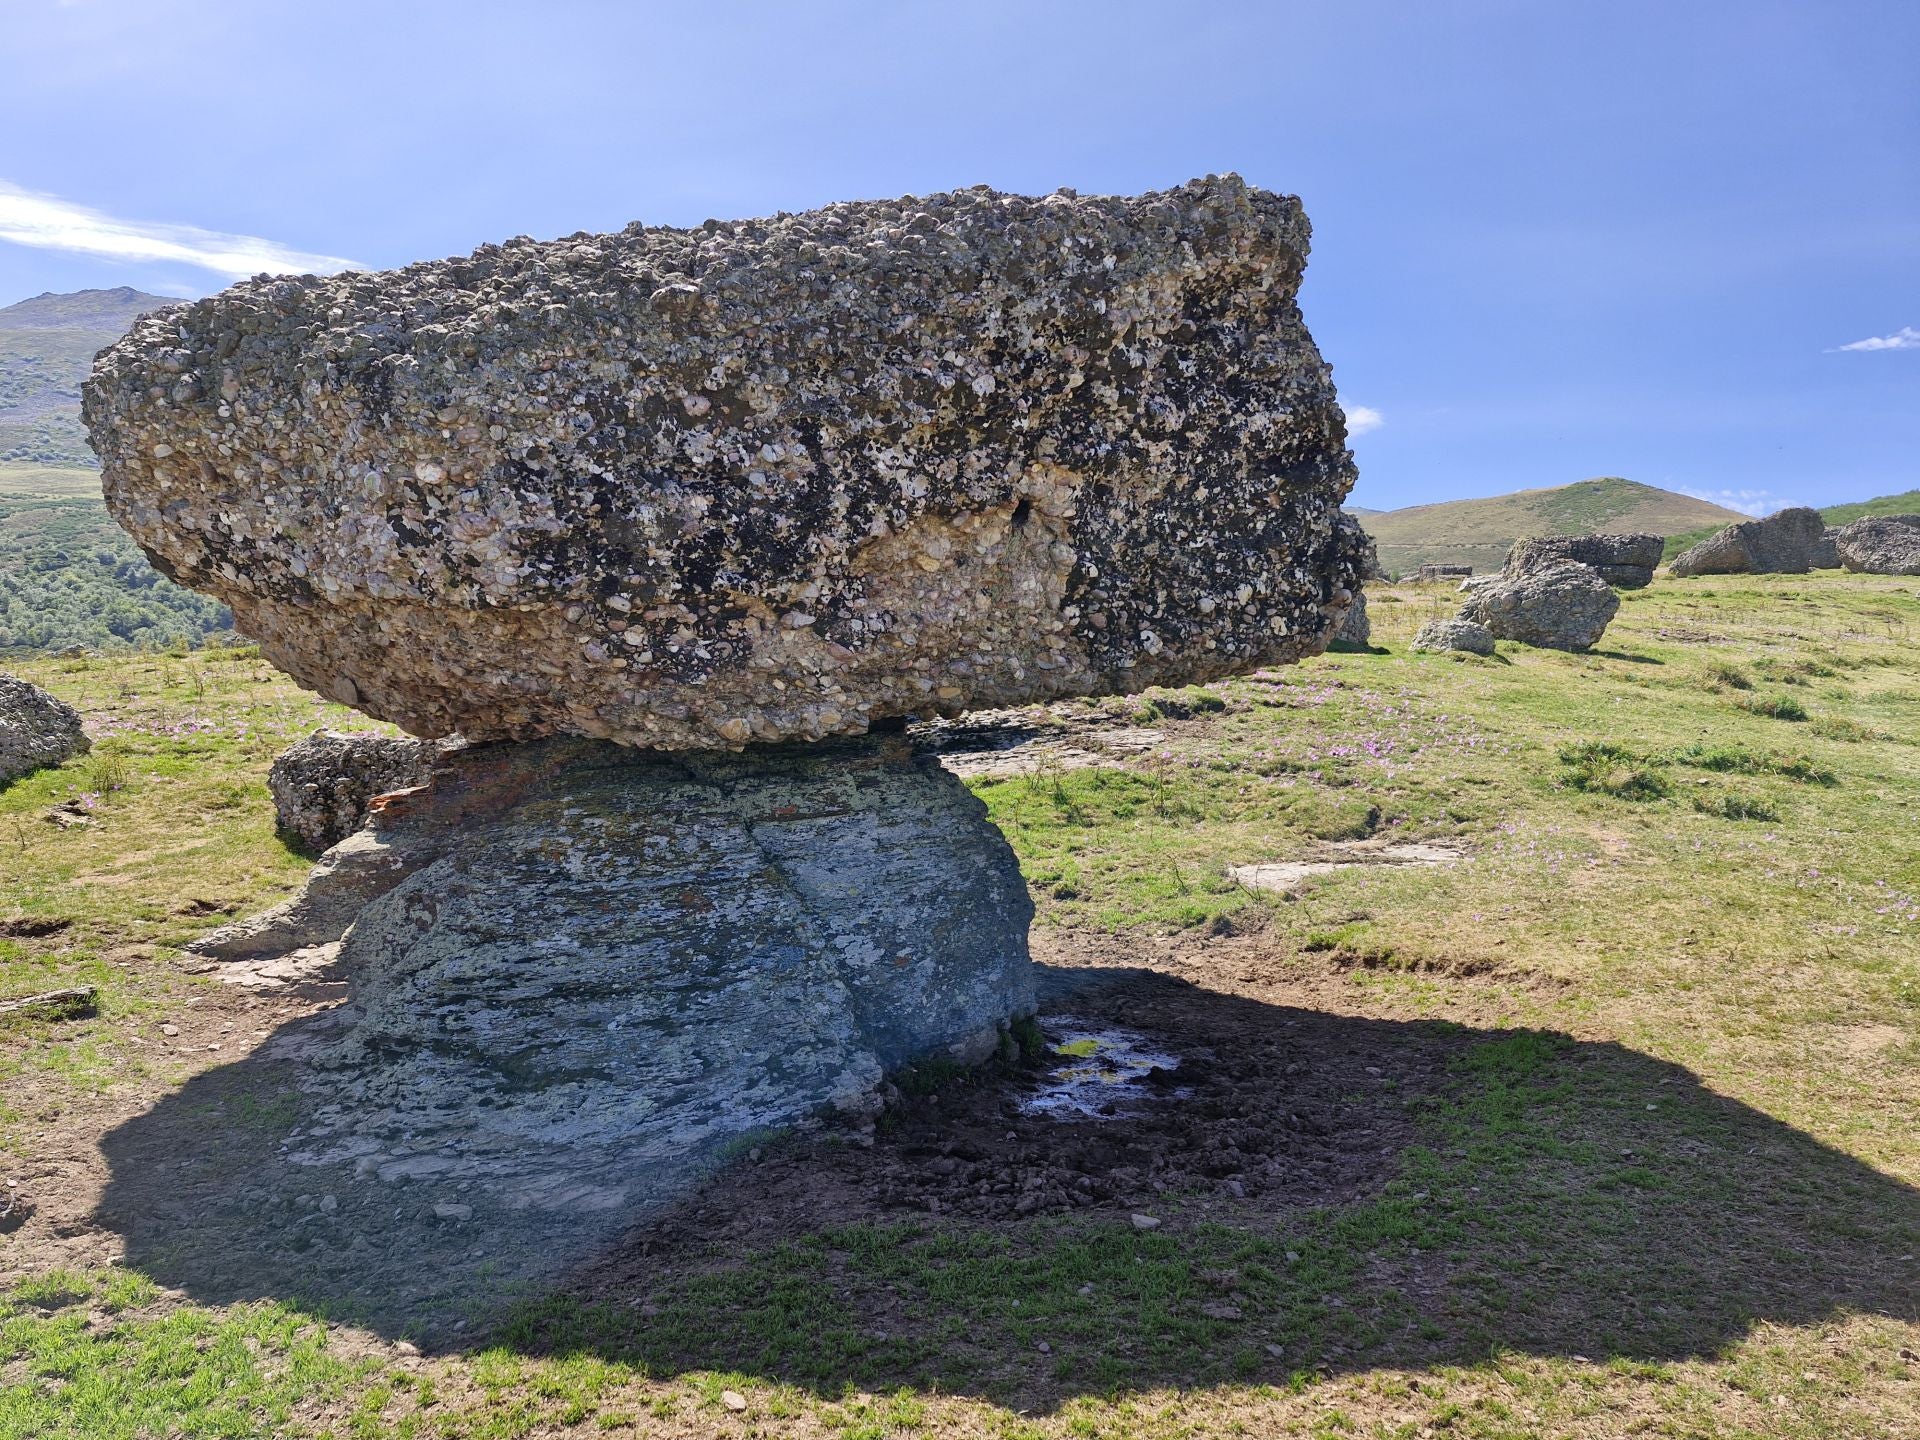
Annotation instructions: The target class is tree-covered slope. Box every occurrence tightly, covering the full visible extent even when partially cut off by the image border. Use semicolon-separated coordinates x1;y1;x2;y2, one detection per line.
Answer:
0;463;230;653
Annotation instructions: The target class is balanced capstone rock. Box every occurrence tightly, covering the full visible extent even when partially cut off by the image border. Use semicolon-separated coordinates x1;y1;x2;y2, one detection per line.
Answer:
84;176;1366;750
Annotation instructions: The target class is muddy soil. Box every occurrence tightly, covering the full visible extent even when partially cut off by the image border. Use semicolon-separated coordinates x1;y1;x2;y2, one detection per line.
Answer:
618;944;1455;1270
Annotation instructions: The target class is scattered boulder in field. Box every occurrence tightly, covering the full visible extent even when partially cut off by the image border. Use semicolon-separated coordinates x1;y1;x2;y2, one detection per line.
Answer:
85;177;1365;750
1456;561;1618;652
1411;618;1496;655
268;729;448;853
1506;533;1662;589
1668;507;1826;577
1811;528;1842;569
1835;515;1920;575
0;674;90;785
1333;591;1371;646
227;736;1035;1211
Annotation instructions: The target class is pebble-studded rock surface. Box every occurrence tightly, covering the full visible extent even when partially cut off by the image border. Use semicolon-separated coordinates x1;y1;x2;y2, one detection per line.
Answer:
85;176;1364;749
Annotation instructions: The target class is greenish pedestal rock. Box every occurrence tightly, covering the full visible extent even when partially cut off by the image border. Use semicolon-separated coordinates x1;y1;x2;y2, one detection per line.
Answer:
244;735;1032;1214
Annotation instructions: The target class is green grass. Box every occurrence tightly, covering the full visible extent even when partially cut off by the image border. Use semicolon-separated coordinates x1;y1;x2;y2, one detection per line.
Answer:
1823;488;1920;526
4;571;1920;1437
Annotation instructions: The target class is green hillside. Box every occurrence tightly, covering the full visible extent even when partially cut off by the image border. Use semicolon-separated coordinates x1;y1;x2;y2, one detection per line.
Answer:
1822;489;1920;526
0;462;231;654
1357;476;1747;577
0;286;173;467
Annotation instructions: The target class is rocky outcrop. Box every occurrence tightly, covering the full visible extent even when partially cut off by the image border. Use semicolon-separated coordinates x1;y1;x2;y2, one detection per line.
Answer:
0;675;89;785
1456;561;1618;652
85;177;1365;751
1506;533;1661;589
1410;618;1495;655
1811;528;1842;570
1668;507;1826;577
215;736;1035;1212
268;729;447;852
1835;515;1920;575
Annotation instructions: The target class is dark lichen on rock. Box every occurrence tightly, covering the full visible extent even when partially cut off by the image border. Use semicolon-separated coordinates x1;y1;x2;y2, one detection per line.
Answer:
85;175;1363;749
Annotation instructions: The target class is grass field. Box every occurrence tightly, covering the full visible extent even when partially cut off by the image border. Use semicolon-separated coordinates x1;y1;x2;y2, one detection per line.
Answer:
2;571;1918;1438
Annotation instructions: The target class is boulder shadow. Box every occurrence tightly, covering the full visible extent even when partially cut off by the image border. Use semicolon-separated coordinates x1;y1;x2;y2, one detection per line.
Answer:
95;966;1920;1412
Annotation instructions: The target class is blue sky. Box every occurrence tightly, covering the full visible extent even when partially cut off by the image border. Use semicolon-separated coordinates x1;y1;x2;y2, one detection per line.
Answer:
3;0;1913;513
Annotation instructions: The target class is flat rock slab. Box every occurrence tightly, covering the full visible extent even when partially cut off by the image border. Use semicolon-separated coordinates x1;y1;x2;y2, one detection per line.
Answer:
1229;840;1463;894
85;176;1365;749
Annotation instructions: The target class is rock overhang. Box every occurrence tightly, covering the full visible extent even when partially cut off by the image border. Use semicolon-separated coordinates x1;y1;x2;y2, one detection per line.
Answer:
85;175;1365;749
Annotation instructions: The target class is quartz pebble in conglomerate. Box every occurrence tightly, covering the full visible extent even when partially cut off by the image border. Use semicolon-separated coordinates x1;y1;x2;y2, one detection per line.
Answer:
84;176;1365;750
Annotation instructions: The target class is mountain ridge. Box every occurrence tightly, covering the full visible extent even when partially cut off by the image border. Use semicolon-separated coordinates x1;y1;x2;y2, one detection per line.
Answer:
1354;477;1748;577
0;287;174;467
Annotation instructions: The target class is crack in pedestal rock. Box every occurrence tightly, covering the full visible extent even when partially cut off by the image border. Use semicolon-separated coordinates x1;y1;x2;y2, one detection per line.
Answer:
83;176;1365;749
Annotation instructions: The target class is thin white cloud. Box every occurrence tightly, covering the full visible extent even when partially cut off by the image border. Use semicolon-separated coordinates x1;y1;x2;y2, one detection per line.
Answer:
1834;326;1919;352
1343;404;1384;437
0;180;361;281
1677;486;1793;518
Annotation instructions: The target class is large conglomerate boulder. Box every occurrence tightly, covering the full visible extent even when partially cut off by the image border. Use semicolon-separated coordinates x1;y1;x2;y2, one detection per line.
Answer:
1456;560;1618;652
1506;533;1661;589
1668;507;1826;577
84;177;1365;751
1835;515;1920;575
0;674;90;785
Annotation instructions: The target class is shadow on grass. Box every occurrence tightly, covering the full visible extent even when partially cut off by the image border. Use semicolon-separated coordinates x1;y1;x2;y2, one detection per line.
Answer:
95;966;1920;1412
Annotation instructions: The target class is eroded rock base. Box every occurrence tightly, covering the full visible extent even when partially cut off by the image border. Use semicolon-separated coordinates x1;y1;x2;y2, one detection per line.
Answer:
220;736;1035;1224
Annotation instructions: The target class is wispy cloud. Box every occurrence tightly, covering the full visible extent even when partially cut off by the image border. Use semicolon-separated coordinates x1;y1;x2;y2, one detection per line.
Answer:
1833;326;1919;353
1678;486;1793;518
1343;404;1384;437
0;180;361;281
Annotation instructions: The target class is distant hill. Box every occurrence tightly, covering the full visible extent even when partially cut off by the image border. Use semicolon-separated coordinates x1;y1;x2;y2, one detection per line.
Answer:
1356;477;1749;577
0;461;230;654
1822;489;1920;527
0;286;175;467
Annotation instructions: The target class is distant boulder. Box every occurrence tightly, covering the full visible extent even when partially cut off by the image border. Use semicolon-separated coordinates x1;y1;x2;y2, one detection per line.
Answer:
1411;618;1496;655
0;674;89;785
268;730;447;853
1835;515;1920;576
1668;507;1826;577
1457;561;1618;652
1333;591;1371;647
1810;528;1842;570
1507;533;1662;589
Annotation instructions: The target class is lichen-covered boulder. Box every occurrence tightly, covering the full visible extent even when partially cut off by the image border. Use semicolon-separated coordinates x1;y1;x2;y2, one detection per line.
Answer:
1668;507;1825;577
1410;617;1495;655
1835;515;1920;575
84;177;1365;751
268;729;445;852
232;735;1035;1211
1457;561;1618;652
1507;533;1662;589
0;674;90;785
